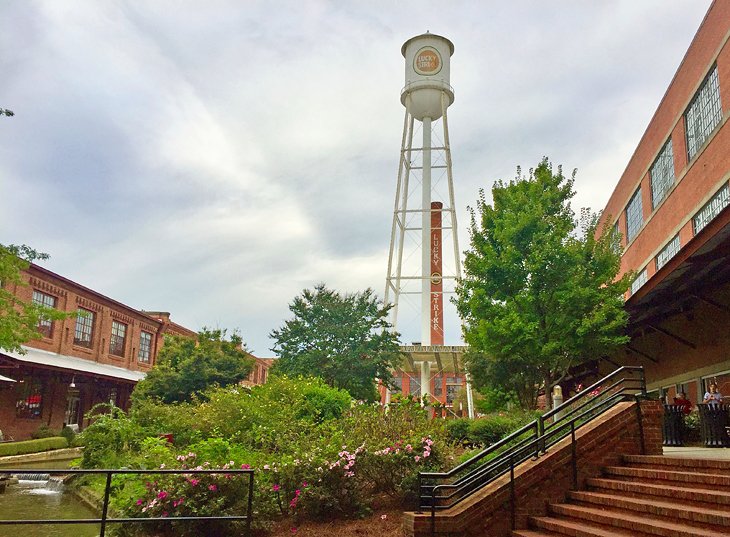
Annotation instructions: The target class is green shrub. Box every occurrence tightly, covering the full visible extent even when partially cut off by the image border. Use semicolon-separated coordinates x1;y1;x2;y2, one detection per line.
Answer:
468;415;519;446
30;424;59;439
446;418;471;444
0;437;68;457
78;404;147;468
60;426;77;446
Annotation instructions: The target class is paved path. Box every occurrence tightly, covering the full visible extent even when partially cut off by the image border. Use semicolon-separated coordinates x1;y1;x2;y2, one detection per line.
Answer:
664;446;730;459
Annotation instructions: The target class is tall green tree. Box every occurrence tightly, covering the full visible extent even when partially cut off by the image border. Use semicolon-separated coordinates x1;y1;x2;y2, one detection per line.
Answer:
455;159;631;409
132;328;254;404
270;284;402;402
0;244;68;353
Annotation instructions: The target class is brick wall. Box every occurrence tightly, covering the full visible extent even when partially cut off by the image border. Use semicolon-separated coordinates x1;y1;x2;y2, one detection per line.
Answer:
403;399;662;537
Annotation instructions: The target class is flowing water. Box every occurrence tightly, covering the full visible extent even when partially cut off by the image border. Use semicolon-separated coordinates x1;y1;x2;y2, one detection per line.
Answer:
0;472;100;537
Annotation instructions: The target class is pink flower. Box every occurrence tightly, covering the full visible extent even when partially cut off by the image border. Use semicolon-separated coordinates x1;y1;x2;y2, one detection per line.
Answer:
302;482;308;488
272;484;280;492
208;484;218;492
291;528;297;534
136;499;144;506
188;479;199;487
241;464;251;469
157;491;168;500
415;456;421;462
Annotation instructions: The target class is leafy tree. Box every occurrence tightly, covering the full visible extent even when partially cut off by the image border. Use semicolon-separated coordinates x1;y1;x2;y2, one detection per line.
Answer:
270;284;402;401
455;159;631;409
0;244;69;353
132;328;254;404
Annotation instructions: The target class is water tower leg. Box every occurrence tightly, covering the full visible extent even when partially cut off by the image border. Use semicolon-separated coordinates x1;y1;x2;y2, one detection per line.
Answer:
421;116;432;345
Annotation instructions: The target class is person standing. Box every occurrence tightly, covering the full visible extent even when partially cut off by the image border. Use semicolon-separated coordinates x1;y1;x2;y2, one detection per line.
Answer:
703;383;724;406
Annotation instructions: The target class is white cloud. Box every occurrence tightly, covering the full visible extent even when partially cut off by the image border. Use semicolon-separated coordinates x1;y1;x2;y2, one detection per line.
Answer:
0;0;713;351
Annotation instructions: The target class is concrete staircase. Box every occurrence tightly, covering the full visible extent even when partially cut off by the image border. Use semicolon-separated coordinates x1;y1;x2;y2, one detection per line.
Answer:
513;454;730;537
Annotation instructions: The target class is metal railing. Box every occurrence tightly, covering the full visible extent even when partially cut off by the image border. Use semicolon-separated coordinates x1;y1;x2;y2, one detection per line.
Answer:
0;468;254;537
417;366;646;533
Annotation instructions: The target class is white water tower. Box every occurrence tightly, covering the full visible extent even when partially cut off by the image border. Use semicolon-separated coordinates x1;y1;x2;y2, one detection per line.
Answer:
385;32;461;346
384;33;472;417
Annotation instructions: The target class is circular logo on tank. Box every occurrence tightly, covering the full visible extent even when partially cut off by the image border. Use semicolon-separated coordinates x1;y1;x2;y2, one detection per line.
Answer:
414;47;442;75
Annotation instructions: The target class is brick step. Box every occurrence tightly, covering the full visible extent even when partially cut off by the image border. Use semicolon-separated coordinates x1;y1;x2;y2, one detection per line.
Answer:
603;465;730;488
512;530;563;537
548;503;730;537
568;489;730;526
586;477;730;506
529;515;653;537
622;454;730;475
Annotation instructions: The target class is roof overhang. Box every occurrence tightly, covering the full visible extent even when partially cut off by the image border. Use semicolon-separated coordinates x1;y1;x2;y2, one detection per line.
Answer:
0;346;146;383
398;345;467;373
626;205;730;330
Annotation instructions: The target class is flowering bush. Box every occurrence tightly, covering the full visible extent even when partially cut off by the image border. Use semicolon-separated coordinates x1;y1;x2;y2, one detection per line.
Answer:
117;454;252;537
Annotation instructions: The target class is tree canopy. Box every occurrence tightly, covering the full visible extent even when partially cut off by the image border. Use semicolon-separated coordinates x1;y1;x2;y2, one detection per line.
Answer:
270;284;402;402
0;244;68;353
455;159;631;409
132;328;254;404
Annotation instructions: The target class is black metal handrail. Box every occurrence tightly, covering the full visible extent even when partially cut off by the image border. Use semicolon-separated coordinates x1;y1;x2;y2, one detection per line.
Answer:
0;468;254;536
417;365;645;522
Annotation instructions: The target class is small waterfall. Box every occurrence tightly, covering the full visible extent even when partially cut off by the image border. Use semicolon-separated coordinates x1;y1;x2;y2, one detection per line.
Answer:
13;473;64;493
14;473;51;482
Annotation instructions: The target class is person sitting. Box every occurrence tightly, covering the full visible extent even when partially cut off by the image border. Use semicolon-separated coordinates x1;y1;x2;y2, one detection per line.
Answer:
673;392;693;415
703;383;724;406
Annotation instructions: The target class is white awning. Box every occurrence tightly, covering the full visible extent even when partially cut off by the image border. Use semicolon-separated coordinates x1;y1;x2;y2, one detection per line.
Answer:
0;373;16;382
1;346;146;383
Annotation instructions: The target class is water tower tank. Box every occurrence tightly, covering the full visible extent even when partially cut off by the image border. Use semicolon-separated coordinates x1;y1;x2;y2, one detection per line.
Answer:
401;32;454;121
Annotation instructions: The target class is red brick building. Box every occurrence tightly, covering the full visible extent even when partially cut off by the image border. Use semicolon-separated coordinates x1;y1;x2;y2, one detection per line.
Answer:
0;264;196;440
598;1;730;402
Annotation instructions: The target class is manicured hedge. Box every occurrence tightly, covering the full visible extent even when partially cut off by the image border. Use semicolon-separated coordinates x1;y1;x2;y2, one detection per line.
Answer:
0;436;68;457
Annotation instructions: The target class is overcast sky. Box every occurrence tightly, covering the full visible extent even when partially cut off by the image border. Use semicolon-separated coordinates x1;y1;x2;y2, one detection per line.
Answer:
0;1;713;354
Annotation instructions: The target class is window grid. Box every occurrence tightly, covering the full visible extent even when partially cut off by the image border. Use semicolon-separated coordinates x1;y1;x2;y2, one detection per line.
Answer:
408;376;421;396
651;139;675;209
693;184;730;235
625;188;643;242
109;321;127;357
138;331;152;363
631;268;648;296
74;309;94;348
656;235;680;271
32;290;56;338
686;65;722;160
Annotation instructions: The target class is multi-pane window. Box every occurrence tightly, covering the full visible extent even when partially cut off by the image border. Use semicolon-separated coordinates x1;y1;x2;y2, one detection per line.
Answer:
693;184;730;235
408;376;421;396
656;235;680;271
446;376;463;405
650;139;675;209
631;268;648;296
434;375;443;397
32;290;56;338
625;188;643;242
686;65;722;160
74;309;94;348
109;320;127;357
15;377;43;419
138;331;152;363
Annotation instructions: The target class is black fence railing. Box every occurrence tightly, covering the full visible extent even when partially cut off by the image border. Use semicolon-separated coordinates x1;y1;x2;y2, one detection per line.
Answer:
417;365;646;533
0;468;254;537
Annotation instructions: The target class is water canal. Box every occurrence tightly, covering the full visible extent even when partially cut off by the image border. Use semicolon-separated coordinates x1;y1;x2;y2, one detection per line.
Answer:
0;458;100;537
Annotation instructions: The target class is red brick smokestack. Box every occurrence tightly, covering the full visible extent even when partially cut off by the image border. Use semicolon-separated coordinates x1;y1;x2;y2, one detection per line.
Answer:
430;201;444;345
